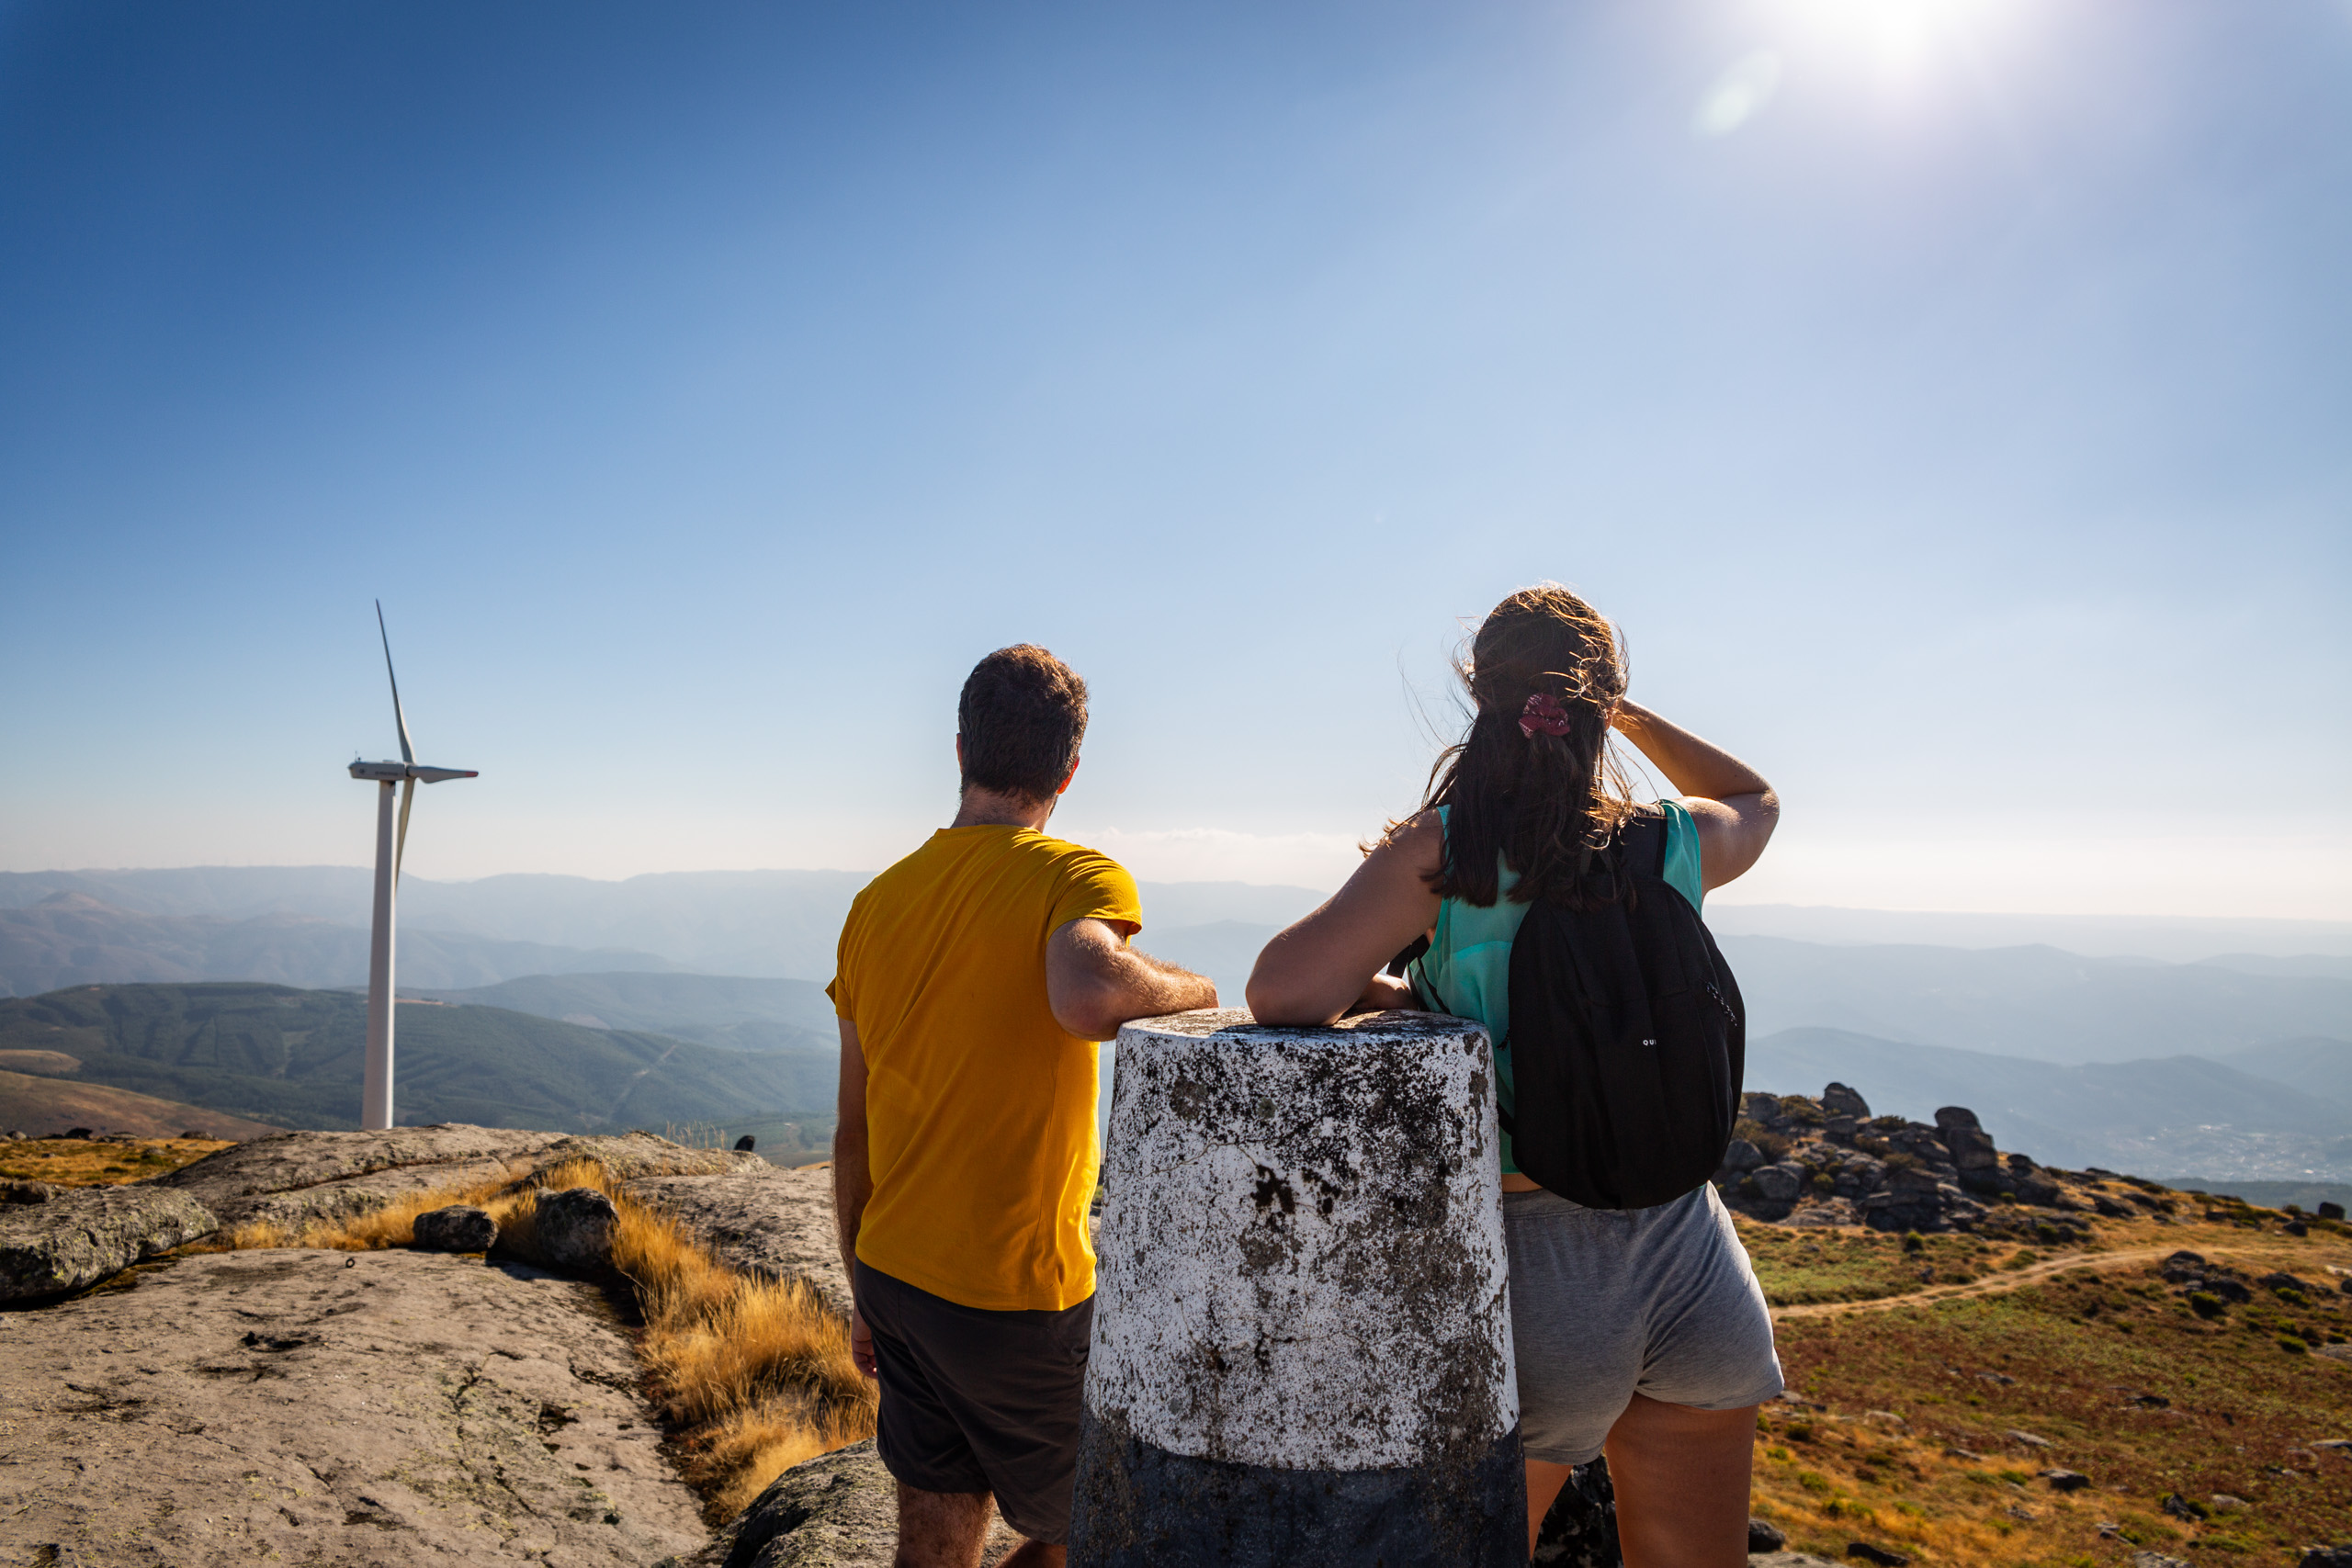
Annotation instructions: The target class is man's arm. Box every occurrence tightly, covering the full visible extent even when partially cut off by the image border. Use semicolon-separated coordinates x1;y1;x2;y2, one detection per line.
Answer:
831;1017;877;1379
1046;918;1217;1040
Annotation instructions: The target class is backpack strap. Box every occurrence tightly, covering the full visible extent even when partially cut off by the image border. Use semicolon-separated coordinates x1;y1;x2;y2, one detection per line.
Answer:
1615;807;1669;879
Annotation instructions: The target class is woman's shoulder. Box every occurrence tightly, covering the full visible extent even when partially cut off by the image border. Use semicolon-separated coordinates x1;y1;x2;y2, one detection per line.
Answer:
1372;808;1447;879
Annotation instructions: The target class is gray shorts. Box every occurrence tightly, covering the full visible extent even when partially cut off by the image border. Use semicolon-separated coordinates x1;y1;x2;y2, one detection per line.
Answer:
1506;1183;1783;1465
855;1260;1093;1543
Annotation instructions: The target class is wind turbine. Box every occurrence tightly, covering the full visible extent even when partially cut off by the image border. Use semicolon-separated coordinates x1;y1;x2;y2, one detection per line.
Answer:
347;602;478;1131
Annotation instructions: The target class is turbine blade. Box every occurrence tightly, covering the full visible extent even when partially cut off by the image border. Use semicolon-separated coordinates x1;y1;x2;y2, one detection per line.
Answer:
395;776;415;883
377;600;415;766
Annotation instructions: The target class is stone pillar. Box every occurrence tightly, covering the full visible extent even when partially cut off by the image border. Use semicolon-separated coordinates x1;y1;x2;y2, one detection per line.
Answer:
1069;1009;1522;1568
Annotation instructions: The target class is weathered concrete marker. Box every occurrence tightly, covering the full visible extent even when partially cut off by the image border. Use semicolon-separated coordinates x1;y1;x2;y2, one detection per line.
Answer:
1070;1009;1523;1567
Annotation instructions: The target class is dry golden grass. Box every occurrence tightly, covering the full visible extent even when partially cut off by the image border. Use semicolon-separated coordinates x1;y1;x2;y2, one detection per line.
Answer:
693;1399;876;1518
193;1152;872;1520
1747;1211;2352;1568
1;1135;236;1188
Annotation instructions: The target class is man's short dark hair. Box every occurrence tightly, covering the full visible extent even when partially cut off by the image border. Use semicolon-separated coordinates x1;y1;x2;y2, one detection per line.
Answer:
958;645;1088;803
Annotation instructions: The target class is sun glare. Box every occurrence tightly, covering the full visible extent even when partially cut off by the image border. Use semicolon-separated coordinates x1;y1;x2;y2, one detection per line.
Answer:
1695;0;2035;137
1777;0;2027;79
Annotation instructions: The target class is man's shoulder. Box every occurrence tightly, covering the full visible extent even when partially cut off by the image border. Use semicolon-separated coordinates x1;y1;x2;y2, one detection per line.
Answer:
1018;829;1129;874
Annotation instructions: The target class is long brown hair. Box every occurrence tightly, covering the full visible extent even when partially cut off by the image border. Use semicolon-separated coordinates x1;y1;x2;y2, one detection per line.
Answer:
1422;584;1638;908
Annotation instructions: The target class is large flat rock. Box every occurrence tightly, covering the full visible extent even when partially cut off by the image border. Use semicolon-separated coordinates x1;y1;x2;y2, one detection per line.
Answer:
161;1125;570;1224
531;1133;768;1184
0;1247;705;1565
625;1165;849;1318
229;1155;539;1233
0;1184;216;1302
157;1126;764;1232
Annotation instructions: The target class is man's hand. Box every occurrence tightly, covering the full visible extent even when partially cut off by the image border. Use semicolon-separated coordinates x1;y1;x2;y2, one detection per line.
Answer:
1046;918;1216;1040
850;1307;878;1381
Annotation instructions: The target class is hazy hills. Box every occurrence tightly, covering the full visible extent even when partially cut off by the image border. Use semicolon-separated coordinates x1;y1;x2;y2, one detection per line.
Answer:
1747;1026;2352;1180
0;893;677;997
0;983;833;1135
409;971;839;1054
1715;934;2352;1063
0;868;1327;996
6;863;2349;1183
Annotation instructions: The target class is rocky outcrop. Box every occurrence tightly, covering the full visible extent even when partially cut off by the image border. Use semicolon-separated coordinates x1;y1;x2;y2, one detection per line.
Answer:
156;1125;763;1235
626;1163;851;1317
1720;1087;2173;1235
0;1247;704;1564
529;1132;767;1183
160;1124;570;1227
0;1183;217;1301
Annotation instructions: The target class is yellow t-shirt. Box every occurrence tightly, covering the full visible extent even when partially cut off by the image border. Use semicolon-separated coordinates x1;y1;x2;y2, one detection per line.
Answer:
829;826;1142;1313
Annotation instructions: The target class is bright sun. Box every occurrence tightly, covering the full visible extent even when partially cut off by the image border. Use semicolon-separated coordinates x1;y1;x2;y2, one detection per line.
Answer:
1695;0;2033;136
1777;0;2027;76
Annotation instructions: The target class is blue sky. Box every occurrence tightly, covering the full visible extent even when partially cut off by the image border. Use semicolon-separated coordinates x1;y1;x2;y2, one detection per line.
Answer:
3;0;2347;917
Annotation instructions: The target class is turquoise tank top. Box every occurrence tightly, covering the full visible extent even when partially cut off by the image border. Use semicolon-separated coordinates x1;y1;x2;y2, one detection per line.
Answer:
1406;800;1705;1177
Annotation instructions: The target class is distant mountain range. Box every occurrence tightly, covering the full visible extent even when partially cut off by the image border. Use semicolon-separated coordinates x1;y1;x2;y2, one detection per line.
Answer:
1746;1026;2352;1183
0;893;678;996
0;982;834;1139
4;864;2347;1183
1715;934;2352;1063
0;867;1327;994
409;971;839;1055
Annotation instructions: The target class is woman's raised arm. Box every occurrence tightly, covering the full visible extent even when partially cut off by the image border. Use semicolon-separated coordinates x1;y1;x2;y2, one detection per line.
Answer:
1611;700;1778;892
1246;812;1445;1026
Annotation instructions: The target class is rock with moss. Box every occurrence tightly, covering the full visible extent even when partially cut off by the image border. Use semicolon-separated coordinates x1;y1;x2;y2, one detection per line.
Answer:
160;1124;569;1227
0;1183;216;1301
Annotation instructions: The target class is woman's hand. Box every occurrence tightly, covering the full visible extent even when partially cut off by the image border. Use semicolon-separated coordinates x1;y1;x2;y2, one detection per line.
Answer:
1247;813;1444;1025
1611;700;1779;891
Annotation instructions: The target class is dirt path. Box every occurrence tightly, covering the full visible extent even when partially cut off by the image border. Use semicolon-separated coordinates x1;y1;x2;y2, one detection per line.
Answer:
1774;1245;2184;1319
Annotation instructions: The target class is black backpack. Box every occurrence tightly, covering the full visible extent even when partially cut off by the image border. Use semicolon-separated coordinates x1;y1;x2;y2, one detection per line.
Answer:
1498;810;1744;1210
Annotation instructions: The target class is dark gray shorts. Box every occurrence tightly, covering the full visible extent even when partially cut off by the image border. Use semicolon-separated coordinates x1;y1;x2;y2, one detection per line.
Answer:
1506;1183;1784;1465
854;1259;1094;1544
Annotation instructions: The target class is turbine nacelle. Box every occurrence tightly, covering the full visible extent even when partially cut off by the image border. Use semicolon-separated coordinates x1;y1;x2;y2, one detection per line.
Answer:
349;761;479;784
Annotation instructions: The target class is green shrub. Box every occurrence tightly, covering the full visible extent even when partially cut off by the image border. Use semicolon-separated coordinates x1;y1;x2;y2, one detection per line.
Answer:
2188;1292;2224;1319
1811;1173;1836;1193
2278;1335;2309;1354
1902;1231;1926;1253
1796;1471;1832;1494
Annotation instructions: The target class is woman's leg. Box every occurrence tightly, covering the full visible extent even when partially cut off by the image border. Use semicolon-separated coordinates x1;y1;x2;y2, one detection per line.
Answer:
1601;1393;1758;1568
1524;1458;1577;1558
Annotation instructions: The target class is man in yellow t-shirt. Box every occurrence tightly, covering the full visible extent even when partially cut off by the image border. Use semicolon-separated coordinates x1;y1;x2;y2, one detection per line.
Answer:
829;645;1216;1568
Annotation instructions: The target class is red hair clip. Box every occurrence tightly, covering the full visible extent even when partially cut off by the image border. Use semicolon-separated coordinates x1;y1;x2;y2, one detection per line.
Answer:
1519;692;1573;738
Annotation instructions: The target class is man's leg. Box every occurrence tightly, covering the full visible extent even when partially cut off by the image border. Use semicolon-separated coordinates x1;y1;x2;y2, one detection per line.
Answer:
894;1484;993;1568
1600;1393;1758;1568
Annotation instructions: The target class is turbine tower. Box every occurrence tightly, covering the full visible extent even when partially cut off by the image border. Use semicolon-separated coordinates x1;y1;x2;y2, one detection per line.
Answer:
348;602;478;1131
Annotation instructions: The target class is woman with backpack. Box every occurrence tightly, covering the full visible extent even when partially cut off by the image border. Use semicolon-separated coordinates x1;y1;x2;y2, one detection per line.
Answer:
1248;583;1784;1567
